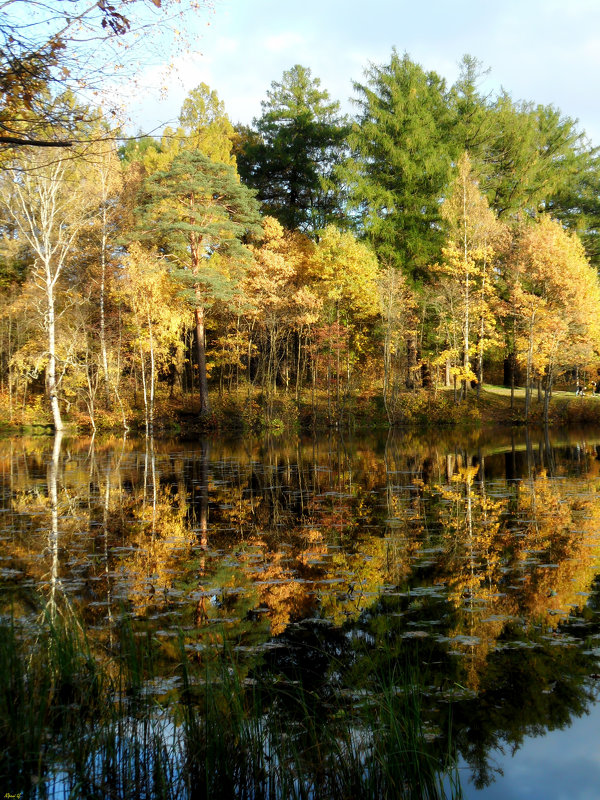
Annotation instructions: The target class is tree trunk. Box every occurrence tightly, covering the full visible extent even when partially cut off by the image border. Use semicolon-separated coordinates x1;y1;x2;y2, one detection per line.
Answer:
46;275;63;431
336;305;341;405
296;327;303;402
462;178;470;398
406;334;417;390
421;361;432;389
503;355;512;387
477;250;487;398
525;313;536;422
147;309;155;434
195;304;210;416
139;344;149;436
99;205;111;405
543;362;554;426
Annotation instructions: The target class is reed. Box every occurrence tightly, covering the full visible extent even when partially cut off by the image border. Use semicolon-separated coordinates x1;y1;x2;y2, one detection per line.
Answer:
0;604;462;799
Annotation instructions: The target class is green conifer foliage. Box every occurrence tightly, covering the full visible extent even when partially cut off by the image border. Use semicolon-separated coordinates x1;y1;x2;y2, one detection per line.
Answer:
349;50;456;278
236;64;349;235
138;149;261;416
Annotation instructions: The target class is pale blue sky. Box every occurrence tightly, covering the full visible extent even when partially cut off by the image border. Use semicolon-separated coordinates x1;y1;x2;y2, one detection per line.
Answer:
120;0;600;145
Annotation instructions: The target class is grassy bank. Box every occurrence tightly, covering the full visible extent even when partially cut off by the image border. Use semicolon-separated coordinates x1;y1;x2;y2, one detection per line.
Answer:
0;601;462;800
112;384;600;432
2;383;600;436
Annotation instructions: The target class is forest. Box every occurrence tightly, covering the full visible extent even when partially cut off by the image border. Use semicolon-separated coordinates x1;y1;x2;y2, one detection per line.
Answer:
5;9;600;796
2;43;600;433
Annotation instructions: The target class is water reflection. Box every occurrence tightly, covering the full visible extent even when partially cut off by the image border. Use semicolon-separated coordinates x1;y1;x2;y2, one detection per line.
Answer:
3;427;600;795
47;430;62;618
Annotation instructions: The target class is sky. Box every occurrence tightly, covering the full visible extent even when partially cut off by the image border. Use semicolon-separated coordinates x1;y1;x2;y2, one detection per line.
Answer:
120;0;600;146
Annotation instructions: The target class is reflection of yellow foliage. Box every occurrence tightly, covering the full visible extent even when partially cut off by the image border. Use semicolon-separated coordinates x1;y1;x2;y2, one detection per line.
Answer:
297;544;328;566
9;431;600;699
452;465;479;486
256;564;312;636
428;469;600;689
116;488;193;616
302;529;323;544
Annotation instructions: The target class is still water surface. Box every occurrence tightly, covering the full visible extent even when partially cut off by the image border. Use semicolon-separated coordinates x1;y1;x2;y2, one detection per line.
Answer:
3;426;600;797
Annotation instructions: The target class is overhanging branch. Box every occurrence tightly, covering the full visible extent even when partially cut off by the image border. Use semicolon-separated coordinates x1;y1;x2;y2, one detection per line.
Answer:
0;135;73;147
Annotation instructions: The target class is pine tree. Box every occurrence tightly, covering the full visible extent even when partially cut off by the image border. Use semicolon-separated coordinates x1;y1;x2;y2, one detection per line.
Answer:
138;149;261;417
348;50;456;278
236;65;349;234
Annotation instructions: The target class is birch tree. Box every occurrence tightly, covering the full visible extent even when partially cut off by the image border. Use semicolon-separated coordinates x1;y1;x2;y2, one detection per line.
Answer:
0;150;94;429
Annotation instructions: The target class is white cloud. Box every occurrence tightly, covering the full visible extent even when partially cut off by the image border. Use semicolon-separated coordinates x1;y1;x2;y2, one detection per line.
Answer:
213;36;239;55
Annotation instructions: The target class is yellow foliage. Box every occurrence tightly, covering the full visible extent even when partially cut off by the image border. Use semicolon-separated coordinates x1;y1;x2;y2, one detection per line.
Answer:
512;215;600;373
309;226;379;322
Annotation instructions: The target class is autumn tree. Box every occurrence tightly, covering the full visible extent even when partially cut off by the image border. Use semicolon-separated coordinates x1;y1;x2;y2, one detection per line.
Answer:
434;153;504;398
0;142;98;429
77;139;124;405
511;216;600;422
243;216;317;397
178;83;236;165
125;83;238;175
448;57;598;263
116;243;186;434
308;226;379;410
377;263;417;421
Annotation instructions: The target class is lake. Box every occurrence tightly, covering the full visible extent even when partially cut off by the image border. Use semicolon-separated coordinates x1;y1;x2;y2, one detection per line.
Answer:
3;426;600;798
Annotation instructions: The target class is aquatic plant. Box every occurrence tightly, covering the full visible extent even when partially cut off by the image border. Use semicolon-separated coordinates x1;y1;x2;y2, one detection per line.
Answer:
0;600;462;799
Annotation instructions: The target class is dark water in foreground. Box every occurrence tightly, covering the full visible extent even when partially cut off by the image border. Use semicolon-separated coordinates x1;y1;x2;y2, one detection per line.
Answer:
3;426;600;798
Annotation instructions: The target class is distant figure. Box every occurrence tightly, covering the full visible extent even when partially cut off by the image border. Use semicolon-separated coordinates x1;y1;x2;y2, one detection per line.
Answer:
593;381;598;396
576;382;583;396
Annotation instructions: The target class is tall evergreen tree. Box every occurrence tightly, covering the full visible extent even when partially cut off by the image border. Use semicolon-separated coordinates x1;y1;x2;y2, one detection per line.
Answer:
348;50;456;278
137;149;261;417
450;55;495;165
235;64;349;234
483;95;588;219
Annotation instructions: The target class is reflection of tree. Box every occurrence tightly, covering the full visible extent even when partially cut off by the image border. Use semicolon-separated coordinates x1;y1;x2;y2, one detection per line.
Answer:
6;432;600;638
114;448;194;616
335;574;600;790
417;460;600;692
5;429;600;793
454;620;597;788
47;430;63;618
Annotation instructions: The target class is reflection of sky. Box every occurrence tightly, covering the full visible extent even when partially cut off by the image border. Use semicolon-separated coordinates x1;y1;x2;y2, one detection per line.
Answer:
461;699;600;799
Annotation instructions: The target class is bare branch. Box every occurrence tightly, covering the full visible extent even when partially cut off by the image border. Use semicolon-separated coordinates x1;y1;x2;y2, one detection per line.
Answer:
0;135;72;147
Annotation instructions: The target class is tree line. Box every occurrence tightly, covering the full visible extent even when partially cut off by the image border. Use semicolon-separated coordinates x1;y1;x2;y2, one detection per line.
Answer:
2;51;600;431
